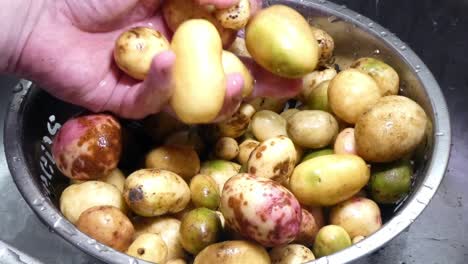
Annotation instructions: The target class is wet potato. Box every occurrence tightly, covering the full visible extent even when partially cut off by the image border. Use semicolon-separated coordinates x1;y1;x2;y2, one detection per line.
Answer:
200;160;241;192
305;80;331;112
222;51;255;97
251;110;288;142
237;139;260;166
313;225;351;258
310;26;335;66
145;145;200;181
351;57;400;96
179;208;222;254
190;174;221;210
300;68;337;102
126;233;168;263
215;137;240;161
217;103;256;138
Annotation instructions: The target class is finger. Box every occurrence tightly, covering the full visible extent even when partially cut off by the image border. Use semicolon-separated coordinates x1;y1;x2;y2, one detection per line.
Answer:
194;0;239;9
212;73;244;122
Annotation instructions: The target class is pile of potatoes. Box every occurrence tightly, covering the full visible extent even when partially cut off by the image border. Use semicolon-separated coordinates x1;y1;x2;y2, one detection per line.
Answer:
52;2;429;264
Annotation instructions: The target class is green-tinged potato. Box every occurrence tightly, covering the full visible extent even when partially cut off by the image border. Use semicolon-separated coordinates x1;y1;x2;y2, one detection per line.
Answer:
270;244;315;264
247;136;297;183
76;206;134;251
217;103;256;138
300;68;337;102
222;51;254;97
162;0;236;47
220;174;301;246
251;110;287;141
190;174;220;210
352;235;365;244
113;27;170;80
329;197;382;238
215;0;251;30
301;148;334;162
171;19;226;123
126;233;168;263
355;95;428;162
70;168;125;193
290;154;370;206
200;160;242;192
287;110;339;149
293;208;322;246
313;225;351;258
248;97;288;113
328;69;382;124
280;109;300;120
60;181;126;224
310;26;335;66
237;139;260;166
164;129;206;155
123;169;190;217
370;160;412;204
334;128;357;155
180;208;222;254
143;112;187;143
246;5;319;78
194;240;270;264
145;145;200;180
228;37;251;58
306;80;331;112
351;57;400;96
215;137;240;161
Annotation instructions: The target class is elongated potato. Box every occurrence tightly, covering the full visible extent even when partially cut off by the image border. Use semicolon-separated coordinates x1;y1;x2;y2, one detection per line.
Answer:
215;0;251;30
171;19;226;123
290;154;370;206
222;51;254;97
194;241;270;264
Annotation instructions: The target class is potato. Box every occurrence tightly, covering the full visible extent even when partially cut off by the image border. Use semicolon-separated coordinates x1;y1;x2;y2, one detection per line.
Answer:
306;80;331;112
52;114;122;181
328;69;382;124
113;27;170;80
164;129;206;155
162;0;236;47
248;97;287;113
215;137;240;161
280;109;300;120
215;0;251;30
294;209;322;246
171;202;196;221
143;112;187;143
200;160;241;192
352;235;365;244
293;144;304;165
300;68;337;102
251;110;287;141
180;208;222;254
287;110;339;149
269;244;315;264
126;233;168;263
145;145;200;180
310;26;335;66
217;103;256;138
246;5;319;78
330;197;382;238
351;57;400;96
70;168;125;193
247;136;297;183
290;154;370;206
222;51;254;97
369;160;412;204
166;259;187;264
355;95;428;162
228;37;251;58
237;139;260;166
76;206;133;251
220;173;301;246
60;181;126;224
313;225;351;258
334;128;357;155
301;148;334;162
171;19;225;123
194;240;270;264
190;174;220;210
123;169;190;217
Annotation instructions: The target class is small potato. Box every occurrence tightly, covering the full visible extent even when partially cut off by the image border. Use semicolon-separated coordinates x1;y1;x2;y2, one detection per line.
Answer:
194;240;270;264
352;235;365;244
294;209;322;246
190;174;220;210
280;108;300;120
369;160;412;204
355;95;428;162
76;206;134;251
180;208;222;254
228;37;251;58
126;233;168;263
330;197;382;238
287;110;339;149
237;139;260;166
113;27;170;80
310;26;335;66
200;160;241;192
143;112;187;143
70;168;125;193
328;69;382;124
164;129;206;155
133;216;185;261
270;244;315;264
301;148;334;162
215;137;240;161
251;110;287;141
215;0;251;30
60;181;126;224
248;97;288;113
306;80;331;112
145;145;200;181
313;225;351;258
217;103;256;138
222;52;255;98
124;169;190;217
300;68;337;102
334;128;357;155
351;57;400;96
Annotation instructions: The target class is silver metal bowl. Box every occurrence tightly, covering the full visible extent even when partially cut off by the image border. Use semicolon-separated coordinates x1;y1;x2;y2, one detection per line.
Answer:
4;0;451;263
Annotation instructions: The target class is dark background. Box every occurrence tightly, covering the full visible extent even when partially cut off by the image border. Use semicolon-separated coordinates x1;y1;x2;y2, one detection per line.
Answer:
0;0;467;263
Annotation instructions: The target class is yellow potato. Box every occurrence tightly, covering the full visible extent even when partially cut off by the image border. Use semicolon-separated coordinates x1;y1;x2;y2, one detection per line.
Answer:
351;57;400;96
222;51;254;97
145;145;200;180
310;26;335;66
215;0;251;30
113;27;170;80
126;233;168;263
70;168;125;193
306;80;331;112
217;103;256;138
237;139;260;166
280;108;300;120
171;19;226;123
228;37;251;58
215;137;240;161
251;110;288;141
193;240;270;264
269;244;315;264
200;160;241;192
300;68;337;102
334;128;357;155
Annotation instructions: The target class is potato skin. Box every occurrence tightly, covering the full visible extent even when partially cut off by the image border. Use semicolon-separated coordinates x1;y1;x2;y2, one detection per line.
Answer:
251;110;288;142
200;160;241;193
237;139;260;166
351;57;400;96
369;160;412;204
76;206;134;252
60;181;126;224
313;225;351;258
215;0;251;30
215;137;240;161
222;51;254;97
300;68;337;102
334;128;357;155
145;145;200;180
179;208;222;254
70;168;125;193
355;95;428;162
269;244;315;264
126;233;168;263
290;154;370;206
190;174;221;210
306;80;331;112
113;27;170;80
294;208;322;246
228;37;251;58
164;129;206;155
193;240;270;264
123;169;190;217
310;26;335;66
217;103;256;138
